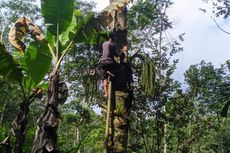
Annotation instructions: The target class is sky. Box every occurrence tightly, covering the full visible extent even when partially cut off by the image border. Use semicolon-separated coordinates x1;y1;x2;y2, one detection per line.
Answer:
87;0;230;84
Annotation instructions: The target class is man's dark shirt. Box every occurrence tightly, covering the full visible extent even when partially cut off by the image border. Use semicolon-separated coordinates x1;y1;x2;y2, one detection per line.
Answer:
100;40;118;63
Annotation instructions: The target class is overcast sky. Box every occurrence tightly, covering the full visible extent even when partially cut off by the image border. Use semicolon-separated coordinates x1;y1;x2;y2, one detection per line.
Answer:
168;0;230;83
88;0;230;84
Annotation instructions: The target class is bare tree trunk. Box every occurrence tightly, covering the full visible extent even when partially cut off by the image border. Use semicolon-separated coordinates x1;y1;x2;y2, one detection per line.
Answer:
163;105;167;153
113;91;130;153
0;88;41;153
76;127;80;153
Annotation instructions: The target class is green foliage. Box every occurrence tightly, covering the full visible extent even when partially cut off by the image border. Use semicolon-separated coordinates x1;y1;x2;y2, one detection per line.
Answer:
141;60;155;96
41;0;75;35
74;12;105;44
59;100;104;152
0;78;23;124
21;41;51;94
60;12;78;49
0;42;23;83
128;0;157;30
60;11;105;50
185;60;230;113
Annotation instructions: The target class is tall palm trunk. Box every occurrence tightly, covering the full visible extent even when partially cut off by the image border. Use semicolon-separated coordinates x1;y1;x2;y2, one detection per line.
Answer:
104;1;131;152
113;91;131;153
31;71;60;153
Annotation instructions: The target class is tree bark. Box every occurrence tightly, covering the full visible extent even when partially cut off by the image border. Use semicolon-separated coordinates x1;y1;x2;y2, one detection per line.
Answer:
163;105;167;153
76;127;80;153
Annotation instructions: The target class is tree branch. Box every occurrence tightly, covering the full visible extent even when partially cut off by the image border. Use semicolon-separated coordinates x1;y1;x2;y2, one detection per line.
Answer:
212;17;230;34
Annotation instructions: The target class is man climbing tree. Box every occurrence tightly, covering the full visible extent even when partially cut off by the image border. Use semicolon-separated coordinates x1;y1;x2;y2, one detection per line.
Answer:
99;32;120;97
101;0;132;152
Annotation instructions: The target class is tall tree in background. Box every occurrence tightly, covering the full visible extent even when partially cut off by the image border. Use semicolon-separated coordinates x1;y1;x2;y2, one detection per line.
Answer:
128;0;183;152
202;0;230;117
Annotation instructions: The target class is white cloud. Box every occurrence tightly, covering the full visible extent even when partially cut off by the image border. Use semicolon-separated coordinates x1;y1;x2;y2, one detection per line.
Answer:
168;0;230;82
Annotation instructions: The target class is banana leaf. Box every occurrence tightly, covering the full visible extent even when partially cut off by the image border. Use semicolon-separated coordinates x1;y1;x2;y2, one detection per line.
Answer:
74;13;106;44
41;0;75;35
21;41;52;94
0;42;23;83
60;12;108;53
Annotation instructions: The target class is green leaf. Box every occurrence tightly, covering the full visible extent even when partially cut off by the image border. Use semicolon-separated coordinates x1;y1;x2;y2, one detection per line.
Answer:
46;31;55;49
0;42;23;83
60;12;106;53
59;12;78;49
21;41;52;93
41;0;75;35
74;13;105;44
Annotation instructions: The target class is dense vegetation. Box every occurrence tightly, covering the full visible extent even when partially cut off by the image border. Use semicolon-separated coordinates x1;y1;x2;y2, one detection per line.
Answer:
0;0;230;153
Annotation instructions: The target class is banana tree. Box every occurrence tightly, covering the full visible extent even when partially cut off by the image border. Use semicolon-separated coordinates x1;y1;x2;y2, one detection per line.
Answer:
0;1;101;152
30;0;107;152
0;28;52;152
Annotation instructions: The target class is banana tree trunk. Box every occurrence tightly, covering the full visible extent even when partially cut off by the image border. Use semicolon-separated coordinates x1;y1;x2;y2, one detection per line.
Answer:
1;94;35;153
31;71;60;153
13;100;30;153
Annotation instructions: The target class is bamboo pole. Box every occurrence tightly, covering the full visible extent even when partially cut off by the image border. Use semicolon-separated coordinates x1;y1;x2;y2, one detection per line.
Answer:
105;77;112;153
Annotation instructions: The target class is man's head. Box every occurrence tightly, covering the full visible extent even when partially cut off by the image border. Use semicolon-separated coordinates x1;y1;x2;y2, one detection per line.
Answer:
108;32;117;42
121;43;128;52
120;42;129;63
